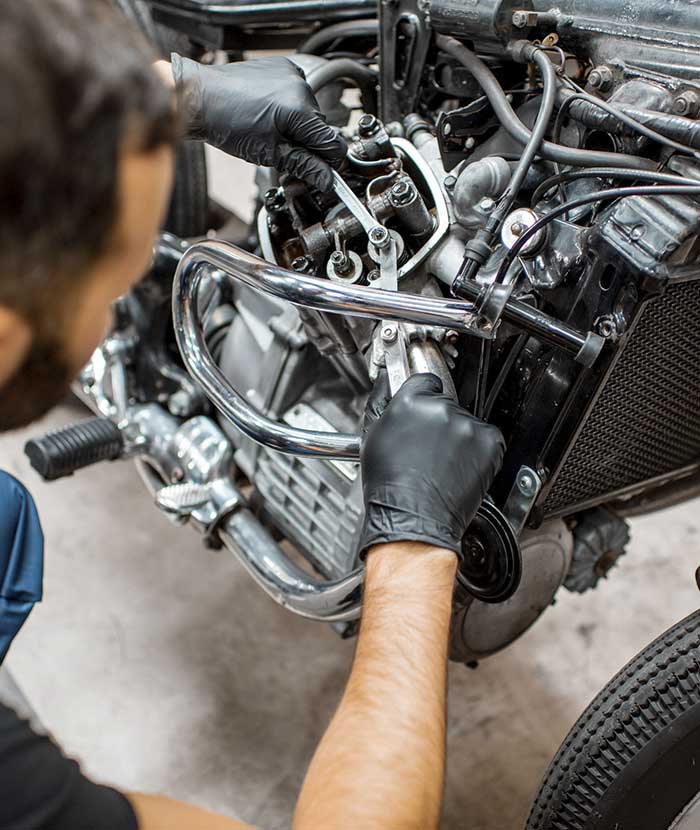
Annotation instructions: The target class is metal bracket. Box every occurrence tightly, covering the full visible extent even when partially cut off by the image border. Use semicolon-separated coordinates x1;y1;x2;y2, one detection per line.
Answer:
503;466;543;535
382;322;411;395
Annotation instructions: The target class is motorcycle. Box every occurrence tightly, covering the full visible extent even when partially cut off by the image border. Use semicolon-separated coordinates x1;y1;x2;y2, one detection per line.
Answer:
25;0;700;826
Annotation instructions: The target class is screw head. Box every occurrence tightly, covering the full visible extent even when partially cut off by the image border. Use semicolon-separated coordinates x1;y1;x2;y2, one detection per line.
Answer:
673;90;700;117
465;137;476;150
518;472;537;496
479;197;496;213
369;226;390;248
512;10;530;28
381;325;398;343
358;114;380;138
588;65;614;92
291;255;313;273
444;175;457;191
390;180;414;205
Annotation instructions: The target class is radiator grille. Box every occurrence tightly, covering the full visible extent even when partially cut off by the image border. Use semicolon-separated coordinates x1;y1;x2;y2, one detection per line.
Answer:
543;279;700;515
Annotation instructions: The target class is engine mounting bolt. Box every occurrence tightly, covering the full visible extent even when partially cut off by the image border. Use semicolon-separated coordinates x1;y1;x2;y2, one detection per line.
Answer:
390;180;414;205
588;65;614;93
479;197;496;213
382;325;398;343
369;226;390;248
673;90;700;117
358;113;380;138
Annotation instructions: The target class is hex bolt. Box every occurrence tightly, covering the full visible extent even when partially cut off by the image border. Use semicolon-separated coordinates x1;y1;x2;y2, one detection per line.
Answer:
444;175;457;191
369;226;390;249
512;10;531;28
367;269;380;282
382;325;398;343
264;187;285;211
358;113;380;138
329;250;352;276
596;315;618;339
389;180;414;206
673;90;700;117
479;197;496;213
588;65;614;93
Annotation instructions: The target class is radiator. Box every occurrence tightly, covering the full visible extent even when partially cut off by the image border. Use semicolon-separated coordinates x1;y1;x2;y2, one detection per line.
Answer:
543;278;700;516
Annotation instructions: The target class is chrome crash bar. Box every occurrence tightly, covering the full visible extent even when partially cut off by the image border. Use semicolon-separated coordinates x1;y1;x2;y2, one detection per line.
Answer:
173;240;602;460
173;240;483;459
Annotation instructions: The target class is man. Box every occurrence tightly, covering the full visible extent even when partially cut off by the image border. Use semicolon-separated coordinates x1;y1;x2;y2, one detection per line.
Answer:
0;2;504;828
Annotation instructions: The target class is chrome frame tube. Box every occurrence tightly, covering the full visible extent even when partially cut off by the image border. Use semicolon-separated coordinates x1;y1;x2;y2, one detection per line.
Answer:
220;509;363;622
136;455;364;622
173;240;481;458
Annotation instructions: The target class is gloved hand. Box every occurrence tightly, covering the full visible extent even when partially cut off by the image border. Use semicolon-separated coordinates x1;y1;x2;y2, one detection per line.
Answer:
359;373;506;557
171;55;347;192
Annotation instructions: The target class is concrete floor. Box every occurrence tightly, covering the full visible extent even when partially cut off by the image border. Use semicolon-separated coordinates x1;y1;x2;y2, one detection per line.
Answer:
2;151;700;829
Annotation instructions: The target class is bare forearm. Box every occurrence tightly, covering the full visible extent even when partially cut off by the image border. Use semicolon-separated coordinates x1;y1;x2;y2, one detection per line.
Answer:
293;543;457;830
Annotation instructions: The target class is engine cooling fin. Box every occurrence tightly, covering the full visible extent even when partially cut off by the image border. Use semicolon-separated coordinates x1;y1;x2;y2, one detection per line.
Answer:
544;279;700;516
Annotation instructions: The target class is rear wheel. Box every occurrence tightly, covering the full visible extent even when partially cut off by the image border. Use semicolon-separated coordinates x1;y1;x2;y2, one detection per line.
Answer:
527;609;700;830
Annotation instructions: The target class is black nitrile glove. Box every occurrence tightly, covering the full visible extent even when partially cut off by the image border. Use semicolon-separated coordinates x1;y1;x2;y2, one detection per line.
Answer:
171;55;348;192
359;373;506;557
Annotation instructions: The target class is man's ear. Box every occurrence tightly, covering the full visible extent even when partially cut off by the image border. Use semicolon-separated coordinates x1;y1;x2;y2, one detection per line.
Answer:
0;306;31;388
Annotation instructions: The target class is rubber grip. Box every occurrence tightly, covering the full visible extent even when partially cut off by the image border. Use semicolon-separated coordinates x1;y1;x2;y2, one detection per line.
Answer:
24;417;124;481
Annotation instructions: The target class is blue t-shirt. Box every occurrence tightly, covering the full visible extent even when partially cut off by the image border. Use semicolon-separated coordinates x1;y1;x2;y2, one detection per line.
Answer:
0;471;44;664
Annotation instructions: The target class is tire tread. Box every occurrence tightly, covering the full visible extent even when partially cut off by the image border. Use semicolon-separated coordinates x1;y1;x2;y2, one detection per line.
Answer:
526;609;700;830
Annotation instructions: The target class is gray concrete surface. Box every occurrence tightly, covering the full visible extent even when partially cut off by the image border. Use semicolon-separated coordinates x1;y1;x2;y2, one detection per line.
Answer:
2;150;700;829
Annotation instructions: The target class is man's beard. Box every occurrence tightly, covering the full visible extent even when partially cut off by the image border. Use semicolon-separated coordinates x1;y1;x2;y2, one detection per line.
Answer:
0;338;73;432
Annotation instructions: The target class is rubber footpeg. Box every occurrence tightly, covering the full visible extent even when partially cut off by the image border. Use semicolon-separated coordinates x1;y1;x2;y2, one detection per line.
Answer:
24;417;124;481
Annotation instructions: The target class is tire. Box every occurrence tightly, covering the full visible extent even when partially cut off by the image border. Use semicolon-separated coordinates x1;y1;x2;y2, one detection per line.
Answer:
117;0;210;238
526;609;700;830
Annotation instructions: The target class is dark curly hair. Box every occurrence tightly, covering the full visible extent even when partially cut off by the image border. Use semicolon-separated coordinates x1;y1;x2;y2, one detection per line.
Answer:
0;0;179;326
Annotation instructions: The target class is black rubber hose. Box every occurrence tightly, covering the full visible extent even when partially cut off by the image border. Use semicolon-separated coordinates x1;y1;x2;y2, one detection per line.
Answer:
298;19;377;55
495;184;700;283
306;58;378;111
531;167;700;207
561;83;700;160
435;35;654;170
564;96;700;153
490;47;558;226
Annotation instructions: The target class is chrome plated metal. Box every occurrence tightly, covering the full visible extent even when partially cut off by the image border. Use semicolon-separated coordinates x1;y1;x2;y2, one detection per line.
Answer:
128;409;365;622
331;169;381;236
156;482;212;517
220;511;363;621
172;241;484;459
